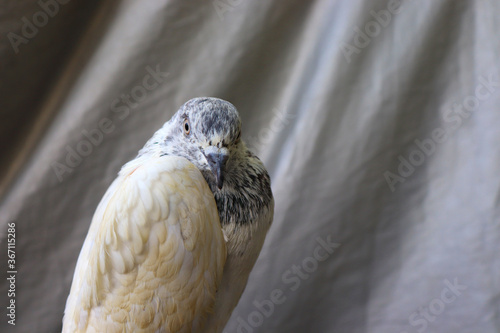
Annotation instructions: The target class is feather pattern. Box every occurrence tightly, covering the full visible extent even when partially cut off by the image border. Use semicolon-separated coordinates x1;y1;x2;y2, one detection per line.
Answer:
62;156;226;333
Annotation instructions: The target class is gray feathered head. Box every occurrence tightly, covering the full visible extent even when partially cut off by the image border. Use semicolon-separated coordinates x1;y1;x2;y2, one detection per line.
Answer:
140;97;244;190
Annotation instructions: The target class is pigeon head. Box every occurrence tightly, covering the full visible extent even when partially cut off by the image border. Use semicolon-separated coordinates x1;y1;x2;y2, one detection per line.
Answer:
143;97;244;191
179;97;242;150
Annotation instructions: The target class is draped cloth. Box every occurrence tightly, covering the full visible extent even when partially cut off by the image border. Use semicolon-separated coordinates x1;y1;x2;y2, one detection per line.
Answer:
1;0;499;332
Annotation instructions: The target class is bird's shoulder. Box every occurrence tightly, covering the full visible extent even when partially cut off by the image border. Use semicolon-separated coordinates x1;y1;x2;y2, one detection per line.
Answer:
63;155;226;332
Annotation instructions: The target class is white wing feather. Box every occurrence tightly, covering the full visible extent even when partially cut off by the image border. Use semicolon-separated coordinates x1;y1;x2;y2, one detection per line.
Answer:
63;156;226;333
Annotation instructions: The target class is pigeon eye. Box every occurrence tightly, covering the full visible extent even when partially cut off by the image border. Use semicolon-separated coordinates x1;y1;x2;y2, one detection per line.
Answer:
183;119;190;135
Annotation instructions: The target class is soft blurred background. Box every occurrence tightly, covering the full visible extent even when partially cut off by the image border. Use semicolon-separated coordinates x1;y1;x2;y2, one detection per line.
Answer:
1;0;499;332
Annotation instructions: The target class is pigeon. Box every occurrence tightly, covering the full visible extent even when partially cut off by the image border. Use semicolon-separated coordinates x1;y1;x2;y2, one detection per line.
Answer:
62;97;274;332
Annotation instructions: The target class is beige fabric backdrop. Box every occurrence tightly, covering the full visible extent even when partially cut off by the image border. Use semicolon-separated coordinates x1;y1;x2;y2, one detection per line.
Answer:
1;0;499;332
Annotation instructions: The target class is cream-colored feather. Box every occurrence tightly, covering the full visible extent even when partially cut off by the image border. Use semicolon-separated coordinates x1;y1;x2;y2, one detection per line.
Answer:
62;156;226;333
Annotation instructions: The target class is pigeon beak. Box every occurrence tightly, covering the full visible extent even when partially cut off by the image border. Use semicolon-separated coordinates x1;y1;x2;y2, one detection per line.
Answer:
205;148;229;189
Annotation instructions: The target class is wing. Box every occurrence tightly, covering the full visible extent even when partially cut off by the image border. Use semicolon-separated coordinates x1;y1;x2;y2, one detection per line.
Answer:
62;156;226;333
